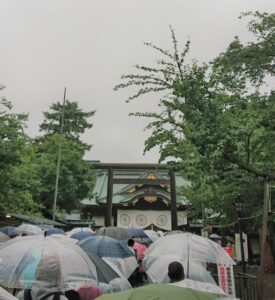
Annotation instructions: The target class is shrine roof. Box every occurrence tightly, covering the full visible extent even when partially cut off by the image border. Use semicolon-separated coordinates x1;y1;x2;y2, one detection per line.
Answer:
82;168;188;206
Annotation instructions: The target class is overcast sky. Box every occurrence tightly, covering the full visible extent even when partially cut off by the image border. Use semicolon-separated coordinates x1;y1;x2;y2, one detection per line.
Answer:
0;0;274;163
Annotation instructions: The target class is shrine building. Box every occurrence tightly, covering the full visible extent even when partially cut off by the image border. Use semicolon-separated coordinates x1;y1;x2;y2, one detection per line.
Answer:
79;163;188;230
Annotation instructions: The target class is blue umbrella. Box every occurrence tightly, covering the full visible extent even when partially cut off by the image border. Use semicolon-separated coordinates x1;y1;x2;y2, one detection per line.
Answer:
127;228;149;239
78;236;134;258
71;231;95;241
0;226;17;236
45;228;65;236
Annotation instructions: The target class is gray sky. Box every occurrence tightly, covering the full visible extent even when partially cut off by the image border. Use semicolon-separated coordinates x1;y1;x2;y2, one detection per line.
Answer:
0;0;274;163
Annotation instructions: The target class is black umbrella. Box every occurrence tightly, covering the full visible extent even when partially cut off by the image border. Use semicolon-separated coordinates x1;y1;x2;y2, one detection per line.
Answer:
86;251;120;283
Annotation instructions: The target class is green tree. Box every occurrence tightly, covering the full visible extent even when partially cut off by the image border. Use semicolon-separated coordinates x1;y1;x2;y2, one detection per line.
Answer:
115;14;274;297
35;134;95;213
36;99;96;215
39;100;95;151
0;86;42;214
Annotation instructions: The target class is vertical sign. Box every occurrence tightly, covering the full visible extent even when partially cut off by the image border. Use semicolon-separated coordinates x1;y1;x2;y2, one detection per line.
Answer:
235;233;248;261
218;264;236;297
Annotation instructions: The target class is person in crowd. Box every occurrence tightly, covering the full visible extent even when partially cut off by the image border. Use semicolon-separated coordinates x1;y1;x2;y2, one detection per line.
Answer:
65;290;80;300
167;262;185;283
74;285;100;300
167;261;225;295
127;239;137;258
127;239;142;287
18;255;68;300
19;289;68;300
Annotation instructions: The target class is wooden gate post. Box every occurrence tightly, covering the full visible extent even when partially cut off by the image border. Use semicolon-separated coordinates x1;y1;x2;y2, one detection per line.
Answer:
170;171;178;230
105;168;113;227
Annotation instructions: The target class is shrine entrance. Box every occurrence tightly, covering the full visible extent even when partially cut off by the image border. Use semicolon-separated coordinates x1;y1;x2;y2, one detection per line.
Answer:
92;163;178;230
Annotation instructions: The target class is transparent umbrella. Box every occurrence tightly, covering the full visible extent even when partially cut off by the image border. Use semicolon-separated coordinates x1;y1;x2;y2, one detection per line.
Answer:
0;232;10;243
96;227;132;241
0;235;98;291
143;255;217;284
16;224;43;236
78;236;137;279
143;230;159;242
145;233;235;265
67;227;94;236
0;286;17;300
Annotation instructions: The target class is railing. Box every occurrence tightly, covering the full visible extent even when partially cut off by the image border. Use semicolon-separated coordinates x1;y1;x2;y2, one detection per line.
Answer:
213;272;258;300
234;273;258;300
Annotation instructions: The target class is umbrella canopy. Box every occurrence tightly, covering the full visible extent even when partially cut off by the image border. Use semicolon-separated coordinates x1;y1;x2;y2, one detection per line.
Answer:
85;251;120;283
96;227;132;240
78;236;138;279
67;227;94;236
143;255;217;284
164;230;183;236
0;286;17;300
16;224;43;236
0;235;98;291
145;233;235;265
127;228;148;239
0;227;17;237
143;230;159;242
45;228;65;236
0;232;10;243
78;236;134;259
97;283;223;300
71;231;95;241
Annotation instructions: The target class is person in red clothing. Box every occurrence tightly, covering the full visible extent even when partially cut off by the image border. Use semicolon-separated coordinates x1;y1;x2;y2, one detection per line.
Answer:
223;242;233;257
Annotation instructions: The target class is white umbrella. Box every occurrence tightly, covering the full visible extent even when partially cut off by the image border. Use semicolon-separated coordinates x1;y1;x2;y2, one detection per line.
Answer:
145;232;235;265
143;255;217;284
156;230;164;237
16;224;43;236
143;230;159;242
0;287;17;300
0;233;10;243
0;235;98;291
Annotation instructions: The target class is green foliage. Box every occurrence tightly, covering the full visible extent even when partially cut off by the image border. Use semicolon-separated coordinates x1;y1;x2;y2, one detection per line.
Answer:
40;100;95;151
36;99;96;214
0;88;42;214
35;134;95;212
115;14;275;223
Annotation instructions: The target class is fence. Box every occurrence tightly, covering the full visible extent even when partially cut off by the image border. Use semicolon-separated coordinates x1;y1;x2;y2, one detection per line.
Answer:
213;272;258;300
234;273;258;300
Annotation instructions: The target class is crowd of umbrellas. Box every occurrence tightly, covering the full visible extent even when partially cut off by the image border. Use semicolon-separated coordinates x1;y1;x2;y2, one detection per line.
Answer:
0;224;238;300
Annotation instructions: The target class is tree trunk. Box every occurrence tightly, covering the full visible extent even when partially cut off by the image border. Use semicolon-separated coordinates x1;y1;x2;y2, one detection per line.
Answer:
257;176;270;300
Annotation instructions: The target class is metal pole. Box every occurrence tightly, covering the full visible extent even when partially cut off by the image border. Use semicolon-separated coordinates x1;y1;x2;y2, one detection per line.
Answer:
52;87;66;221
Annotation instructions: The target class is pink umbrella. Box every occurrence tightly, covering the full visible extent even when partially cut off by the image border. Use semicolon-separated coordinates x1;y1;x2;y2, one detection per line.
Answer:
133;242;147;261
